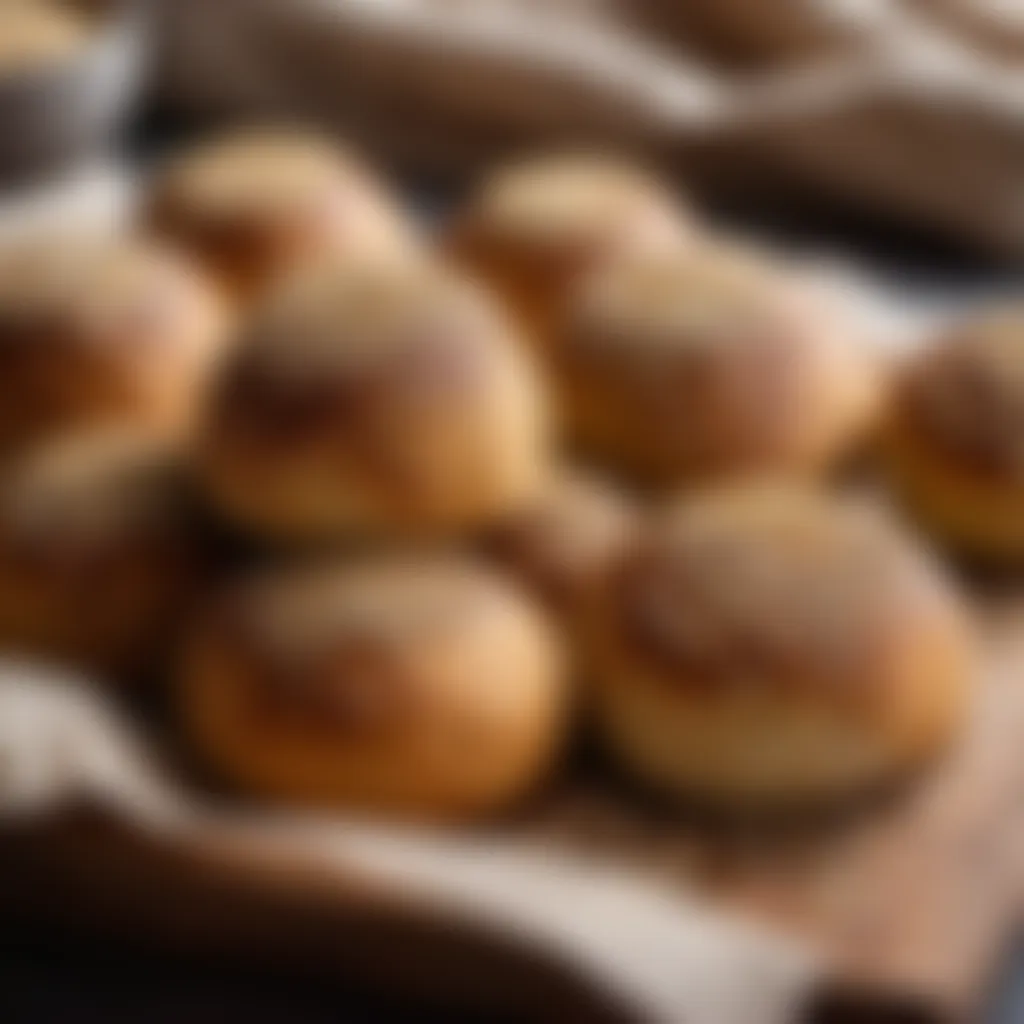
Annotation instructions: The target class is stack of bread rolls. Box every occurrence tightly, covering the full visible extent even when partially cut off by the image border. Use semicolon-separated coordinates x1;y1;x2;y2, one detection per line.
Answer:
0;128;985;821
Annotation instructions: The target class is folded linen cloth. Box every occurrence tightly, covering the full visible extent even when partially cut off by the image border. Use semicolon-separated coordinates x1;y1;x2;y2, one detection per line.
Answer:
0;663;817;1024
158;0;1024;257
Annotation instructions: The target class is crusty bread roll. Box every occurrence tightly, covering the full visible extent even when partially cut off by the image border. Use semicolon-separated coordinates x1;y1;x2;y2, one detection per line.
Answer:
0;234;230;461
146;128;417;304
884;305;1024;560
584;486;973;808
480;470;636;621
0;2;92;73
0;432;202;677
447;153;692;349
181;558;566;820
555;246;880;485
199;259;550;540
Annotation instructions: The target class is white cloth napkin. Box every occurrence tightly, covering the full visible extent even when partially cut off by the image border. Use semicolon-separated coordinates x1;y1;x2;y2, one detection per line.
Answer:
0;663;818;1024
0;161;135;245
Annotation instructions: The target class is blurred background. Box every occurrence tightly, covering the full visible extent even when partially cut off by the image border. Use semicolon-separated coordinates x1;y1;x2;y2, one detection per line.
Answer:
0;1;1022;1021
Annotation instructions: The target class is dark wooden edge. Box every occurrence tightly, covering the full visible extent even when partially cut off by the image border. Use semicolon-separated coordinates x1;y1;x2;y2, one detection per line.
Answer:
0;803;976;1024
0;807;636;1024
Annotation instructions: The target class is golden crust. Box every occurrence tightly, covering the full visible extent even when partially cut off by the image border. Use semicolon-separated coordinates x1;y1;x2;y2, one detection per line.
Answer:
146;128;418;304
583;486;974;807
199;260;550;540
0;234;231;461
0;4;91;71
556;246;881;485
447;154;693;349
0;432;202;677
181;558;567;820
884;306;1024;559
480;470;636;620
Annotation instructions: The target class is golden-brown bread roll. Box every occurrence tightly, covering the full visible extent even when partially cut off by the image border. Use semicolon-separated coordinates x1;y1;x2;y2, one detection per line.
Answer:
0;234;230;462
884;305;1024;560
181;558;567;820
0;2;92;73
584;486;973;808
0;432;202;677
447;153;693;349
480;470;636;621
199;259;550;540
146;128;417;304
556;247;881;486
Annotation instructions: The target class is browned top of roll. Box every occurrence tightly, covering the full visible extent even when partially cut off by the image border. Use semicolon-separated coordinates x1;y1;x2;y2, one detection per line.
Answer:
0;234;228;453
207;259;539;468
146;128;415;289
605;487;964;714
453;153;691;276
0;3;92;71
0;234;220;351
900;305;1024;479
195;559;553;738
246;256;510;370
563;248;840;470
153;130;361;218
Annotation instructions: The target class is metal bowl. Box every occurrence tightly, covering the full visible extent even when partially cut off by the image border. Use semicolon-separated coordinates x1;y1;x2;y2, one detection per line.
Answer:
0;0;149;186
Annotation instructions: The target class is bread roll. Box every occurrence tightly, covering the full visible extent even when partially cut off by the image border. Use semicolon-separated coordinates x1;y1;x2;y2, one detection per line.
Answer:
0;234;230;461
0;432;202;677
181;558;566;820
447;153;692;349
884;305;1024;559
556;246;880;485
0;2;91;73
147;128;417;303
584;485;973;808
199;259;549;540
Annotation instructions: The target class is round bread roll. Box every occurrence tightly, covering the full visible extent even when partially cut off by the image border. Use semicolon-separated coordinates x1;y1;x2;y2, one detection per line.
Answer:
0;432;202;677
585;486;973;808
481;471;636;621
181;558;566;819
556;247;880;485
0;2;92;73
0;234;230;461
447;154;692;348
884;305;1024;559
199;260;550;540
146;128;417;303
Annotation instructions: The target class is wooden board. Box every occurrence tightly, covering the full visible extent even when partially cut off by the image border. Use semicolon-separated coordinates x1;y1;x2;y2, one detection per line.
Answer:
528;598;1024;1017
0;595;1023;1023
